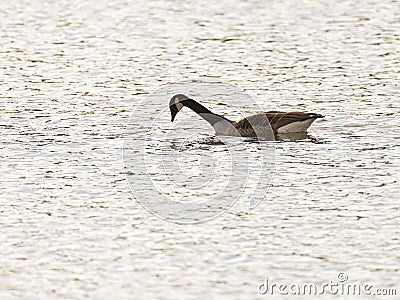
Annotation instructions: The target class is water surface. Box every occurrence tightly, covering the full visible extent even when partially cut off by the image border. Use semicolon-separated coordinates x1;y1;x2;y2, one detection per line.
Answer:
1;0;399;299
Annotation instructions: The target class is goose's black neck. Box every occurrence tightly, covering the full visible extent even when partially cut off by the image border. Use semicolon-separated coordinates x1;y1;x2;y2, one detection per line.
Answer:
182;99;230;125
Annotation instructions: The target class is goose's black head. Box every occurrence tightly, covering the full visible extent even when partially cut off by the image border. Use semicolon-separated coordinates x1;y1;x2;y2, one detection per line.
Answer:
169;94;190;122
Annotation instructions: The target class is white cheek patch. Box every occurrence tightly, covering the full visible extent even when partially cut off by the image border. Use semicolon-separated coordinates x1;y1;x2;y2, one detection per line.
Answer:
176;102;183;111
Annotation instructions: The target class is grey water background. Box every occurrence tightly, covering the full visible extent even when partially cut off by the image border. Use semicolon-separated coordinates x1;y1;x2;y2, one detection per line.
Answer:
1;0;399;299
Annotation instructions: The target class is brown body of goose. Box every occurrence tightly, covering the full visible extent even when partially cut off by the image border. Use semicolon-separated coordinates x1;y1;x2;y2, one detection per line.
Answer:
169;94;324;137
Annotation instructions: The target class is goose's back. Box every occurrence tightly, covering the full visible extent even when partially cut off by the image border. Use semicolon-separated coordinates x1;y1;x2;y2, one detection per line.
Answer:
235;111;324;133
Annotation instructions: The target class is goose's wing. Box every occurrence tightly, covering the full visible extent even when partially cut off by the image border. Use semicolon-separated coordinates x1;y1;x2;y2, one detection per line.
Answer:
234;113;271;131
264;111;324;131
235;111;324;131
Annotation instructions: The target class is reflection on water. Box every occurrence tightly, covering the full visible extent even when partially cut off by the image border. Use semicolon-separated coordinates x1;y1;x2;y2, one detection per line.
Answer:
275;132;324;143
170;136;227;150
1;0;399;299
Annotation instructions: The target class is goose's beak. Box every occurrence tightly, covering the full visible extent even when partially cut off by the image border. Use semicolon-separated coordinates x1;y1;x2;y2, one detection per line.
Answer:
170;105;178;122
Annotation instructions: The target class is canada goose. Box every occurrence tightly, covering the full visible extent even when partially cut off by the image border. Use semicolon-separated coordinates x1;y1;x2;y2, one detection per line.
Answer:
169;94;324;137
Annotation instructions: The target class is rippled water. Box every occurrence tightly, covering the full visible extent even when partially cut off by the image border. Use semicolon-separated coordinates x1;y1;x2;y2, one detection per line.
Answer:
1;0;399;299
